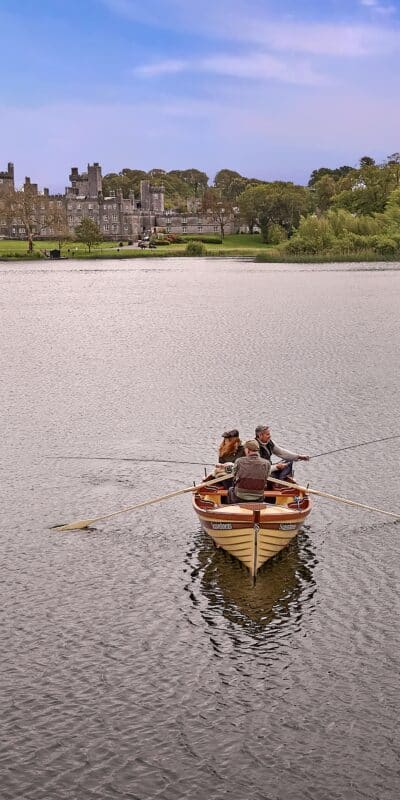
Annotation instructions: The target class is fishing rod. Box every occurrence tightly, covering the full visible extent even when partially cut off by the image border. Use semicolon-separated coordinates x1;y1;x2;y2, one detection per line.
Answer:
309;434;400;459
50;434;400;467
50;456;213;466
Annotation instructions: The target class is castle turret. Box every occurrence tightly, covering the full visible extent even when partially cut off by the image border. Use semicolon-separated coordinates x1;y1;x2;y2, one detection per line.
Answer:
0;162;15;193
87;162;102;197
67;163;102;197
140;180;165;213
24;176;38;194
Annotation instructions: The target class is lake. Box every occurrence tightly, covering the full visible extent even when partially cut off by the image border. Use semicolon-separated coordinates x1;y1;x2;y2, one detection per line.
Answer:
1;257;399;800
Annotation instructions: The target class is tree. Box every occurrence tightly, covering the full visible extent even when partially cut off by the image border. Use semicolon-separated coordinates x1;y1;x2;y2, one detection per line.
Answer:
333;163;397;215
308;165;353;187
359;156;375;168
202;188;234;237
75;218;102;252
237;185;262;233
311;175;337;213
50;203;70;250
382;187;400;230
238;182;309;241
287;215;334;254
214;169;248;202
103;169;147;198
1;186;63;252
169;169;209;196
386;153;400;187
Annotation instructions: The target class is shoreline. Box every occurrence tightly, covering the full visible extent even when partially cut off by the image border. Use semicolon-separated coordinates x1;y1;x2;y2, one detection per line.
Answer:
1;250;400;265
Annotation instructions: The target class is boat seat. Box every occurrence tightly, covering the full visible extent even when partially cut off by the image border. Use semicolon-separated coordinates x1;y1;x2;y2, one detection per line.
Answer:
238;502;267;511
213;504;301;516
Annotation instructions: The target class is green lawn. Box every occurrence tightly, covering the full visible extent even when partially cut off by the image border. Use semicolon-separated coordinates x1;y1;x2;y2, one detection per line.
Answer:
0;234;273;260
0;239;123;257
220;234;267;248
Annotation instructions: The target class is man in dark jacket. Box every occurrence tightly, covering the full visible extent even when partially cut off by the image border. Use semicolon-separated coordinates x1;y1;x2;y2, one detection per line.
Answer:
255;424;309;481
228;439;270;503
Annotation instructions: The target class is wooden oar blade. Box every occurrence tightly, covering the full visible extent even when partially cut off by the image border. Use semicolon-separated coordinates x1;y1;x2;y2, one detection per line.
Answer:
52;518;96;531
51;473;231;532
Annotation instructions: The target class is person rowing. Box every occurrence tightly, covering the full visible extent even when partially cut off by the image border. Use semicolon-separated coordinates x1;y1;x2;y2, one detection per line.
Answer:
228;439;270;504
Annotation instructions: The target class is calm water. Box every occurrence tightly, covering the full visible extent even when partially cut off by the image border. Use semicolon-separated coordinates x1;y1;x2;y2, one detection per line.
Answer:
1;258;399;800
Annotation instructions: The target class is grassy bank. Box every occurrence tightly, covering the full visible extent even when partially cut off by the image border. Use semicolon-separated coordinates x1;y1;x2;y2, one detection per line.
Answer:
1;236;400;263
255;249;400;263
0;234;273;261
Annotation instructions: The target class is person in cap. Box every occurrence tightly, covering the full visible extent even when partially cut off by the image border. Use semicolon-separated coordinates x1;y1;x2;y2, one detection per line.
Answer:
255;424;309;482
228;439;270;504
218;429;245;464
213;429;246;501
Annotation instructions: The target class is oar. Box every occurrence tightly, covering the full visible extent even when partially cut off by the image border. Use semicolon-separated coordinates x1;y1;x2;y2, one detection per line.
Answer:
271;477;400;519
52;473;229;531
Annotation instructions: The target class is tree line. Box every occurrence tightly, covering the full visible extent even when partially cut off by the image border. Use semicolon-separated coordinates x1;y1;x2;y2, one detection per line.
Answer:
2;154;400;257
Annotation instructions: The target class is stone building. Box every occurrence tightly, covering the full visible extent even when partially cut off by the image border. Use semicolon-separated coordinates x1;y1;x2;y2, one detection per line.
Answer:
0;160;238;241
65;163;140;240
155;208;238;236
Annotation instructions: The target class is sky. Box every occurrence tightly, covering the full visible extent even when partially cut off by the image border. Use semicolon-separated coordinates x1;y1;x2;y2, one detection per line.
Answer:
1;0;400;190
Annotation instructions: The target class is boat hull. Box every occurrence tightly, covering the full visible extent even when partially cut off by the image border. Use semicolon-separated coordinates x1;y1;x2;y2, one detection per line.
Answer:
193;488;312;577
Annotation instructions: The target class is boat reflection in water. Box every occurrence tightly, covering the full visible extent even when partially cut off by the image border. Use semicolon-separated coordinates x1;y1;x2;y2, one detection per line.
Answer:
186;526;317;638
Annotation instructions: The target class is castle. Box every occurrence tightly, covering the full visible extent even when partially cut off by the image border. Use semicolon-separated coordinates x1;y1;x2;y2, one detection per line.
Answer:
0;162;238;241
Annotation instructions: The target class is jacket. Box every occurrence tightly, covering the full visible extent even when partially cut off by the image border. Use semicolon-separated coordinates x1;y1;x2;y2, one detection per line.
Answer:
233;453;270;500
256;438;300;463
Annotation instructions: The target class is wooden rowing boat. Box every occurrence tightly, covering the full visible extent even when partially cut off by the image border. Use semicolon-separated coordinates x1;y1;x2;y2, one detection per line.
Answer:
192;484;312;578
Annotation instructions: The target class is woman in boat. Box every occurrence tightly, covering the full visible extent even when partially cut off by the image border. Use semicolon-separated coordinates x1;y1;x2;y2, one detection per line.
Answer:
218;429;245;464
214;430;245;500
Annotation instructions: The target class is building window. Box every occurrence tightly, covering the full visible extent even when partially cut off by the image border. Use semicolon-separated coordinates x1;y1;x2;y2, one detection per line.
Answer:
166;225;171;232
197;225;202;232
88;204;93;210
68;216;73;223
182;225;187;232
112;214;118;221
124;225;128;231
214;226;218;232
104;224;109;231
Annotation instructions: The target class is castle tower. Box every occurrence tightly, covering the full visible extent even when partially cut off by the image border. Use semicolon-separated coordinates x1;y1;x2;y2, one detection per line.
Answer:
140;180;165;213
67;163;102;197
0;162;15;193
140;180;151;211
87;162;102;197
24;176;38;194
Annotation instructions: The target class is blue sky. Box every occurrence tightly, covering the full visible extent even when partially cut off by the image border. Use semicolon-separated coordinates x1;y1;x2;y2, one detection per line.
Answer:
1;0;400;190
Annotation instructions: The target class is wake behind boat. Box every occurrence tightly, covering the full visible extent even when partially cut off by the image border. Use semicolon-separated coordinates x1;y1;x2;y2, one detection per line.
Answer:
193;483;312;578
